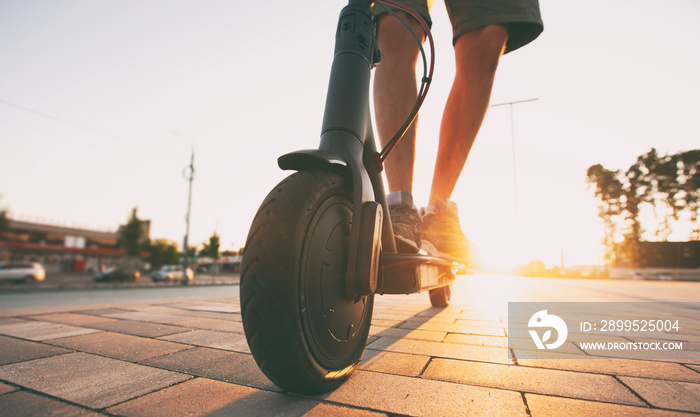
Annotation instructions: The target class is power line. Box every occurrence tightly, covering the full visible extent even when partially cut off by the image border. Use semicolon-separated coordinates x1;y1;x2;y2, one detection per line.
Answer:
0;98;123;141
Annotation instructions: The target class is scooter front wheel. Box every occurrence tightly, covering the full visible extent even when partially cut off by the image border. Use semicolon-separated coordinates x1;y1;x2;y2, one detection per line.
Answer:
240;169;373;394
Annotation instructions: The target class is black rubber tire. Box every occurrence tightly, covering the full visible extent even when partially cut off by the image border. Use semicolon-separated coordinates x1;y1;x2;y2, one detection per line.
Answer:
240;170;373;394
429;284;451;308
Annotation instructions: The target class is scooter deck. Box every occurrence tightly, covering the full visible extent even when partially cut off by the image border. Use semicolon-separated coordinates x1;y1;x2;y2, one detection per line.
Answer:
377;252;458;295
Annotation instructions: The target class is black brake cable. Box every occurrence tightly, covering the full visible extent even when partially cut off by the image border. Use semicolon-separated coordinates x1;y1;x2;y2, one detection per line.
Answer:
373;0;435;168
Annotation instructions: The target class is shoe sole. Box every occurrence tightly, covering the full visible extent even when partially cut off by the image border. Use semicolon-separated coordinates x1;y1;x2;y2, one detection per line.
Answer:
421;241;466;265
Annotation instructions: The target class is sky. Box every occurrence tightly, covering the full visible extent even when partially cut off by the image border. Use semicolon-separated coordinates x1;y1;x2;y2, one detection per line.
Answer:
1;0;698;269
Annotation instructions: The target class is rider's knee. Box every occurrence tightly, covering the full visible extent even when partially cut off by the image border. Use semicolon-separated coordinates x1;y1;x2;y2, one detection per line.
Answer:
454;24;508;72
376;12;424;65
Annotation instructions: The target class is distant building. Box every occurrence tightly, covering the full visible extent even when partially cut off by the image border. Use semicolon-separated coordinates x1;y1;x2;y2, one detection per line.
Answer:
196;255;241;274
0;218;150;274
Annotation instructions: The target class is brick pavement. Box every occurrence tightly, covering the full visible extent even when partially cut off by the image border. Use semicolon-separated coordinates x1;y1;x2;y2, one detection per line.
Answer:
0;275;699;416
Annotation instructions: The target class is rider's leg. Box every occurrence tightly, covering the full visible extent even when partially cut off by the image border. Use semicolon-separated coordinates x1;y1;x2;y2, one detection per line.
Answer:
422;25;508;261
374;12;426;252
428;24;508;205
374;12;425;194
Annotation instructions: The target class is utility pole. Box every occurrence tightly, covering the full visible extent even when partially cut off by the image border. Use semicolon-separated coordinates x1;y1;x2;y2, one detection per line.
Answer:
490;98;538;274
182;147;195;285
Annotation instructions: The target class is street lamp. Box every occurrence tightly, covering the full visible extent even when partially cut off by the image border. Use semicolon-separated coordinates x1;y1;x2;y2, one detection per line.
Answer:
490;98;538;273
173;132;195;285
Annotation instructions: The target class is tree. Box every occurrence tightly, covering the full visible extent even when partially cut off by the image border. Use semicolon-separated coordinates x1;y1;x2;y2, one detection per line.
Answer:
146;239;179;269
118;207;144;272
0;209;8;239
0;196;9;239
586;163;625;265
200;232;221;275
587;148;700;266
200;232;220;259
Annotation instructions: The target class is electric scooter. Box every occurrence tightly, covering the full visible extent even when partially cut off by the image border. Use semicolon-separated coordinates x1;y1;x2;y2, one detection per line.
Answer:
240;0;459;394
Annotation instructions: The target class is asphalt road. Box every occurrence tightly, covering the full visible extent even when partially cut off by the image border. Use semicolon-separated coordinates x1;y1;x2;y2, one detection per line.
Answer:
0;284;240;312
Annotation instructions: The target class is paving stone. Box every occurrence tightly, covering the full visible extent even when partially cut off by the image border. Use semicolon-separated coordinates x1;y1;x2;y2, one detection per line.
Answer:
423;358;644;406
87;319;191;338
411;309;469;319
177;304;240;314
525;393;686;417
369;325;446;342
172;317;244;333
323;369;527;416
619;376;700;413
445;333;509;348
454;319;506;327
158;329;250;353
104;311;194;324
77;308;131;316
371;312;414;322
416;309;499;321
142;346;278;391
369;318;404;328
0;381;17;394
359;350;430;377
0;390;102;416
516;356;700;382
105;377;255;417
27;313;113;326
165;305;243;321
182;310;242;322
108;377;359;417
403;316;457;325
0;318;26;326
385;307;437;316
0;319;101;341
0;335;70;365
446;333;585;355
126;305;197;315
48;331;193;362
0;352;190;409
303;403;388;416
413;306;466;316
398;321;505;337
367;336;512;364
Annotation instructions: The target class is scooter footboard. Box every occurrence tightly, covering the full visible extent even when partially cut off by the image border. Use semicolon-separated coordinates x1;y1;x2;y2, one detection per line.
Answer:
377;253;456;295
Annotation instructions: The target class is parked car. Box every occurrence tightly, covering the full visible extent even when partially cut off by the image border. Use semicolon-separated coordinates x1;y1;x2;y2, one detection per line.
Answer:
93;268;140;282
151;265;193;282
0;261;46;283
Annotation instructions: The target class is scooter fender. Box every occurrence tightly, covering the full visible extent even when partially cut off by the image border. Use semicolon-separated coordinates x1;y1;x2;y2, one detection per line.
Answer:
278;149;348;171
277;145;381;300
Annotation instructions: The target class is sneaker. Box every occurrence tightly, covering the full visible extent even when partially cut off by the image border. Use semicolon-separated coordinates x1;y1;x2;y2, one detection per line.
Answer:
387;191;422;253
421;199;470;263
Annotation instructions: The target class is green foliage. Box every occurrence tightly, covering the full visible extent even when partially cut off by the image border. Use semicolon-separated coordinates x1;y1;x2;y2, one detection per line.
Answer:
119;207;144;258
587;148;700;266
0;196;8;237
0;210;8;238
146;239;180;268
200;232;220;259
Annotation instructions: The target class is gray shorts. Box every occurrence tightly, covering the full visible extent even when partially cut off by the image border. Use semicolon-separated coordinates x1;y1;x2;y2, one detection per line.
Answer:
373;0;543;53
